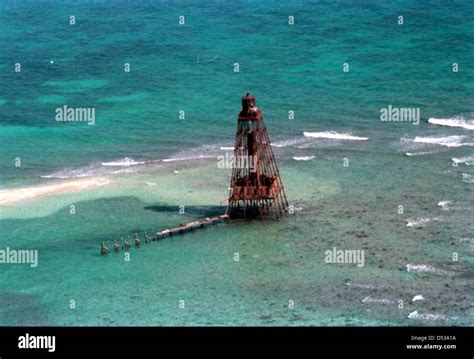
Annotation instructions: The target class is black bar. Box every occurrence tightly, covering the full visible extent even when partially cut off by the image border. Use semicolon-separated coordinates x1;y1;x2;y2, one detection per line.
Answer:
0;327;472;355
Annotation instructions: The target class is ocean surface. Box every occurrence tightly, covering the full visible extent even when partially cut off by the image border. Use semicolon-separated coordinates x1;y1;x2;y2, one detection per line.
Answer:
0;0;473;326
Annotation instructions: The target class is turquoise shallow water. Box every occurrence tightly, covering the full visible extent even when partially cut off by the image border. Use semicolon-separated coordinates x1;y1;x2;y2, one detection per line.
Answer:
0;0;473;326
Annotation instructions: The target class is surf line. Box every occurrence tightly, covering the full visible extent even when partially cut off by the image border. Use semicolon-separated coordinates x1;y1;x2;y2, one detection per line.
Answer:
100;214;229;255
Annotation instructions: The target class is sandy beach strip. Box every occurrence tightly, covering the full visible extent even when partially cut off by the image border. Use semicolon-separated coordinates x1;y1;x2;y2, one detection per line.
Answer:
0;177;112;205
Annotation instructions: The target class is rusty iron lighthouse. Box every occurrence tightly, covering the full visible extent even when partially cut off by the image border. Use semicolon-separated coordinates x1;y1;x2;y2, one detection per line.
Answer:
226;93;288;219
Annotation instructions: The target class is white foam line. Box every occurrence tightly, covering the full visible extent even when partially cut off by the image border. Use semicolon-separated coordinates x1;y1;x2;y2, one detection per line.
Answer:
303;131;369;141
162;155;215;162
406;263;452;276
437;201;452;211
346;283;376;289
452;155;474;166
406;217;431;227
428;117;474;131
405;149;447;157
361;296;393;305
293;156;315;161
407;263;436;273
101;157;145;167
408;310;457;321
413;135;470;148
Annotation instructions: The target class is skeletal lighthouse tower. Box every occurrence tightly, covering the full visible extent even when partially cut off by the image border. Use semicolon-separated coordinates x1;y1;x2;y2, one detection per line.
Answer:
226;93;288;219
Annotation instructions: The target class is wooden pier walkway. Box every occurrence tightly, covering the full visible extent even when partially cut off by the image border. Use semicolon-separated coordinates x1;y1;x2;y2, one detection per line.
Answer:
101;214;230;255
155;214;229;239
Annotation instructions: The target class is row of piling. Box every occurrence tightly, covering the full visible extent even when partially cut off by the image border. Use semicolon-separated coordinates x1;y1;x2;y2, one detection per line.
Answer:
100;214;230;255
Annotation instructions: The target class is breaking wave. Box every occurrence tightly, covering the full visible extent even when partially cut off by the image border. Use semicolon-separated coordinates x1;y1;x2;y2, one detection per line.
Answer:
405;149;447;157
271;131;370;149
452;155;474;166
408;311;457;321
406;263;436;273
101;157;145;167
406;263;452;276
428;116;474;131
292;156;315;161
346;282;376;289
361;296;393;305
462;173;474;183
412;135;472;148
303;131;369;141
406;217;431;227
40;143;225;179
437;201;452;211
